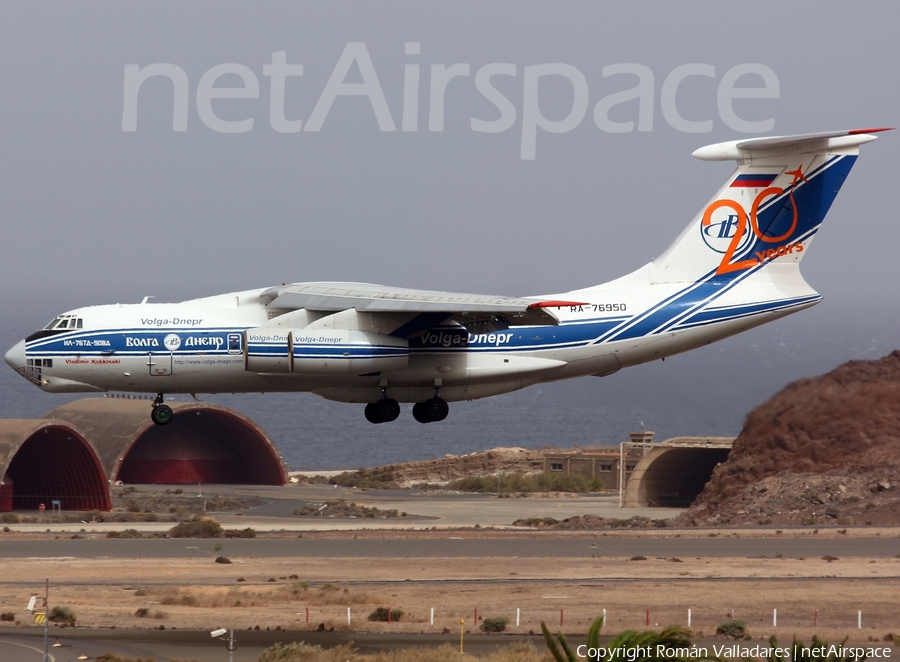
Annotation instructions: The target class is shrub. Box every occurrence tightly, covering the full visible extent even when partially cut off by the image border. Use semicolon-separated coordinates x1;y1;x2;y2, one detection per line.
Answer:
543;614;701;662
48;605;76;626
512;517;560;528
258;642;356;662
446;471;601;494
215;556;232;564
0;612;15;621
716;619;748;639
79;510;106;523
168;517;222;538
480;616;509;632
0;512;20;524
107;529;141;539
135;608;149;618
328;470;400;490
223;527;256;538
367;606;403;622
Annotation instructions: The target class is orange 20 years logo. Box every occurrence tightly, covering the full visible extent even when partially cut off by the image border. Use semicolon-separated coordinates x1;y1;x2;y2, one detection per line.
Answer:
702;166;807;276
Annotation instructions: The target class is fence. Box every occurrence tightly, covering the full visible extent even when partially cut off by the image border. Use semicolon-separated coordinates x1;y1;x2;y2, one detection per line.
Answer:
290;605;894;635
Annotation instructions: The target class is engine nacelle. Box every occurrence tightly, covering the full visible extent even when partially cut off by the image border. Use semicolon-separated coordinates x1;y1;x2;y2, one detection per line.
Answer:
244;328;291;373
290;330;408;375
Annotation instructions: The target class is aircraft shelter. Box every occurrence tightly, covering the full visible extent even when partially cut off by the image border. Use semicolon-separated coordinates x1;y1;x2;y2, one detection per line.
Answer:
622;436;734;507
0;398;287;512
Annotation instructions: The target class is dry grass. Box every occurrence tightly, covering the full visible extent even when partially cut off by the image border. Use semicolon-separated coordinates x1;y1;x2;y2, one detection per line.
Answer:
146;582;385;611
1;552;899;642
95;642;512;662
257;642;549;662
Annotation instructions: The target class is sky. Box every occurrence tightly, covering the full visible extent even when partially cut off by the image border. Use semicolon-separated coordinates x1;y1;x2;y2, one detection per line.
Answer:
0;2;897;468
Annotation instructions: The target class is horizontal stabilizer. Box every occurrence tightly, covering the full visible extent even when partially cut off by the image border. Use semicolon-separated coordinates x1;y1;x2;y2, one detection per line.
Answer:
692;128;892;162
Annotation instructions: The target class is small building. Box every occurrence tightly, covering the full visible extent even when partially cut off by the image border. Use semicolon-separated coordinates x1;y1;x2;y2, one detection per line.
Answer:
542;432;735;505
542;432;653;490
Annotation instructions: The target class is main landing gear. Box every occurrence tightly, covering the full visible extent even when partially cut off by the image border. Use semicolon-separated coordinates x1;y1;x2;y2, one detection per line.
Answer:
364;383;401;424
364;398;400;424
364;383;449;424
151;393;173;426
412;397;449;424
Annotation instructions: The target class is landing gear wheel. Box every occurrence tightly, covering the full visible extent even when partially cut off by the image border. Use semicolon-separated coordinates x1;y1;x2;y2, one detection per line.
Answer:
365;399;400;424
423;397;449;422
412;402;431;424
151;404;174;426
364;402;383;424
376;398;401;423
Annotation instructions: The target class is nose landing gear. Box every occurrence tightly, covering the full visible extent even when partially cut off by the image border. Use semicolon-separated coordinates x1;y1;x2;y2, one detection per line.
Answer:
151;393;173;426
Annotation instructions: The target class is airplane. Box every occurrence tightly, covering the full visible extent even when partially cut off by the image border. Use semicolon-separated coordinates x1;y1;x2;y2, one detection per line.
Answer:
5;128;889;426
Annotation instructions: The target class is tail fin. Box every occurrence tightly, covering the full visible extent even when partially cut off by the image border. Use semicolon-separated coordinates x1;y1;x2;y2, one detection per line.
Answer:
649;128;890;284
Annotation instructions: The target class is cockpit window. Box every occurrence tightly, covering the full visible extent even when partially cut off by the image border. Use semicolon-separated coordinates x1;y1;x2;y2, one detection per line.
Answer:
43;315;83;331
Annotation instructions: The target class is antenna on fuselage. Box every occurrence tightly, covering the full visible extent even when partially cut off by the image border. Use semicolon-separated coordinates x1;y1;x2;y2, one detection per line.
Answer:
140;296;154;304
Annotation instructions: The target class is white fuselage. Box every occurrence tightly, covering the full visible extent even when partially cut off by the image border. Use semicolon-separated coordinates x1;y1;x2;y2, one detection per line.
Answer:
8;266;819;404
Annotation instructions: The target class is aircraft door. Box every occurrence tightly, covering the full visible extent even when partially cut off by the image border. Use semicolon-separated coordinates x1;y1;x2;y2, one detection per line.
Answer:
147;333;183;377
147;351;174;377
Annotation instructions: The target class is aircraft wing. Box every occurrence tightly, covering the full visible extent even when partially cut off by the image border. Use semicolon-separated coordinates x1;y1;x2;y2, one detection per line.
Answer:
260;282;583;327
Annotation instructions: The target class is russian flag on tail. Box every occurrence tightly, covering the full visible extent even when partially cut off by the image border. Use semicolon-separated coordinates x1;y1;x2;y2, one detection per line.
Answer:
730;173;778;188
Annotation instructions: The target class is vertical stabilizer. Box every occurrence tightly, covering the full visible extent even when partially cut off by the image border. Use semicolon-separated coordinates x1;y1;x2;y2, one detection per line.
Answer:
649;129;889;285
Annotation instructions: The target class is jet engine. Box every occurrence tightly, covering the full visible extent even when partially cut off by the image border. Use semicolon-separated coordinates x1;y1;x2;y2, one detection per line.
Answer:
290;329;408;375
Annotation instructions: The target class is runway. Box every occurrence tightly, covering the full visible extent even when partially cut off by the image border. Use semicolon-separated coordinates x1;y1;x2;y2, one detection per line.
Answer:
1;535;898;559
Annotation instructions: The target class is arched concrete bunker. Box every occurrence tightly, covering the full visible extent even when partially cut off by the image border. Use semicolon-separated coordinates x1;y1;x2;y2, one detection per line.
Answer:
45;398;287;486
0;420;111;511
624;437;733;507
0;397;287;512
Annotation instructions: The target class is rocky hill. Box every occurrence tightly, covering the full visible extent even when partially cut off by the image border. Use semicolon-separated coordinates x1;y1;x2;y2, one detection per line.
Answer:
679;350;900;526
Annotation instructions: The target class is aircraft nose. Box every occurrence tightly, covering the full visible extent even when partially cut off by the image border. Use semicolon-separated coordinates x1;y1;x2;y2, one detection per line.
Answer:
5;339;26;371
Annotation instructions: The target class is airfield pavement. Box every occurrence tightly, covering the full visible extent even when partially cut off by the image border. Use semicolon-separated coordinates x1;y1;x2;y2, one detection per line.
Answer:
0;484;899;660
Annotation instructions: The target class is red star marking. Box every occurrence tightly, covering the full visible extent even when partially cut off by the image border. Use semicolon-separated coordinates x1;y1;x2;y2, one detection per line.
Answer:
786;165;808;186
